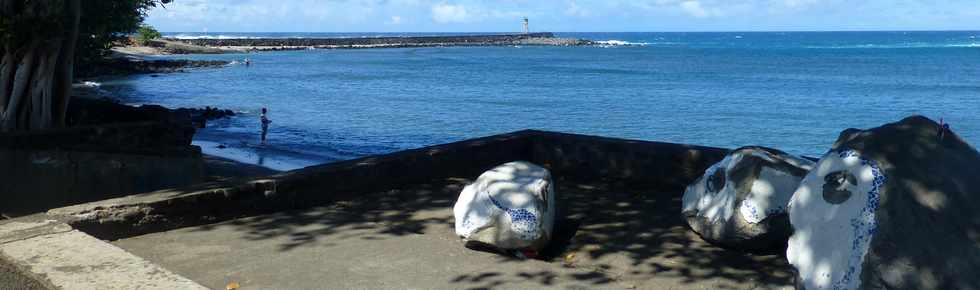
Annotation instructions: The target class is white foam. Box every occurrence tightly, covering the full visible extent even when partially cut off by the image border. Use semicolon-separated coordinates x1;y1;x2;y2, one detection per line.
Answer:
167;34;261;40
595;40;651;47
80;81;101;88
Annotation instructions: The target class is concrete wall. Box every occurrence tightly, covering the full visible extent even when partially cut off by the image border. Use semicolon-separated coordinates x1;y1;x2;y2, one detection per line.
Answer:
0;122;204;216
0;149;203;216
49;130;729;240
176;33;556;47
529;131;729;193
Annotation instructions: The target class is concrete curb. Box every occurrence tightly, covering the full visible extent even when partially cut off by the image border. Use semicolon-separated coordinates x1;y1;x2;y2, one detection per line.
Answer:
0;219;207;290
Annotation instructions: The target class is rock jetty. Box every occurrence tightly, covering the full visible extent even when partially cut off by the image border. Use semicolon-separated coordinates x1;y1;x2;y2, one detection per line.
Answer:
171;33;594;51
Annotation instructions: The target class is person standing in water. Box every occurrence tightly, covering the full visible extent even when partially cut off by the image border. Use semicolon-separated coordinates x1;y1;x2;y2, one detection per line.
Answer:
260;108;272;144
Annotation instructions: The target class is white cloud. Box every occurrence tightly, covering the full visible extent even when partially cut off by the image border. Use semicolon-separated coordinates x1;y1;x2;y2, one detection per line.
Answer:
680;1;710;18
431;3;469;23
387;15;403;25
565;1;591;18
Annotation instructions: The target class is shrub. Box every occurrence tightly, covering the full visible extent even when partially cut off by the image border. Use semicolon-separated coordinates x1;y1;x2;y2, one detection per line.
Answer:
135;24;161;46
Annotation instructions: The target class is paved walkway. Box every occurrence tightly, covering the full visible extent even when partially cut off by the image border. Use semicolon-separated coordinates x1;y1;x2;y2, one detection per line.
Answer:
113;177;794;290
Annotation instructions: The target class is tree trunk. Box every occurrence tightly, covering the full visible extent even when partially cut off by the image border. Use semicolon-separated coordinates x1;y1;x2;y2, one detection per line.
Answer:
53;0;79;128
0;0;80;132
0;47;15;113
1;40;38;131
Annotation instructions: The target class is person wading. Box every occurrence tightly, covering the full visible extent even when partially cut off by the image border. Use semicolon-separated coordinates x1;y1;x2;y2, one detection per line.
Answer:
260;108;272;144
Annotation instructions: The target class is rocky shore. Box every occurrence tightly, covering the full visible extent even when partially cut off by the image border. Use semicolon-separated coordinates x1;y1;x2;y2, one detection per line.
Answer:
77;56;230;78
113;39;246;55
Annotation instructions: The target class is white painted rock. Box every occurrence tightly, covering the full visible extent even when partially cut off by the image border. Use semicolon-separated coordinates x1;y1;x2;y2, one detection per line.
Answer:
787;116;980;290
682;146;814;251
454;161;556;251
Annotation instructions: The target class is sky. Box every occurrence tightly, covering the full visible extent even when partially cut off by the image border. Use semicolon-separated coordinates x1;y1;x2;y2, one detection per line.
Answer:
145;0;980;33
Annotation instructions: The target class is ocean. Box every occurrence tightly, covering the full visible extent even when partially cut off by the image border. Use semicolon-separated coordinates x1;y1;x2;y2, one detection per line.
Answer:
95;31;980;170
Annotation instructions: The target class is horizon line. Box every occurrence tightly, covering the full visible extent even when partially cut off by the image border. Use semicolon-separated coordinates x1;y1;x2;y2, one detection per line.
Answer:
159;29;980;34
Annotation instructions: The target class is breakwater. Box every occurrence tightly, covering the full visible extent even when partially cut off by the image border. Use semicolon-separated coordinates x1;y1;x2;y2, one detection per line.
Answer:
170;33;592;49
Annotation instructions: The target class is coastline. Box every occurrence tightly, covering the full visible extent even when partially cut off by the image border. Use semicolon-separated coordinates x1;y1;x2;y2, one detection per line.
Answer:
72;75;290;177
147;32;593;53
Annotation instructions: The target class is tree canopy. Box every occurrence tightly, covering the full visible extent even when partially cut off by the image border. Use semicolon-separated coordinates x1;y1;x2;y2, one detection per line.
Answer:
0;0;171;131
76;0;170;63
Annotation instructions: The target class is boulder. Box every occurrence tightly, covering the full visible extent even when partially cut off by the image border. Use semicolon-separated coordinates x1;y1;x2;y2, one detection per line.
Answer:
682;146;814;251
787;116;980;290
454;161;556;251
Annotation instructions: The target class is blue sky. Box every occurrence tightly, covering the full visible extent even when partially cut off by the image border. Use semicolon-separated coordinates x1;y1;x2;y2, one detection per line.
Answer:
146;0;980;32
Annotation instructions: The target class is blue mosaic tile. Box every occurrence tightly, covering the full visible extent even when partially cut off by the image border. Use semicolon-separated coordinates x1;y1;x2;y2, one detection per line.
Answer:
830;149;886;290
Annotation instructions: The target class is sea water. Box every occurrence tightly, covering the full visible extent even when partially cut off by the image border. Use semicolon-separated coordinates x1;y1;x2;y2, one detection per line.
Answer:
97;31;980;170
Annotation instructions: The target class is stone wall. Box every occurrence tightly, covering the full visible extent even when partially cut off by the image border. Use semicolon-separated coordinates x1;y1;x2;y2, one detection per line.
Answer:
0;121;204;216
528;131;729;193
49;130;729;240
175;33;557;48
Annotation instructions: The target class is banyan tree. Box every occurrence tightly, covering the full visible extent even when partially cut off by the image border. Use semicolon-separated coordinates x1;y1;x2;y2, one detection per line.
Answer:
0;0;169;132
0;0;80;131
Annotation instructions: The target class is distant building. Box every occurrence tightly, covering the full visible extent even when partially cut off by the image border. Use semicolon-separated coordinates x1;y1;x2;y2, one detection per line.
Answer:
522;17;529;34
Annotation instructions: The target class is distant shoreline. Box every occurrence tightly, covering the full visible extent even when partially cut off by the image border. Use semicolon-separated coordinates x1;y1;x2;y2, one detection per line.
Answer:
116;33;593;55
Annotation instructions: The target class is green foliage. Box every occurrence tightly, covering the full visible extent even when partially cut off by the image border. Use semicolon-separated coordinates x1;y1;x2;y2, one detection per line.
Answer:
0;0;170;59
135;24;161;45
0;0;70;49
76;0;167;63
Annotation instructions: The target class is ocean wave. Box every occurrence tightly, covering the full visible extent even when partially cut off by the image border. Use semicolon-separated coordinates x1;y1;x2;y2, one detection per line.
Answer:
166;34;262;40
595;40;652;46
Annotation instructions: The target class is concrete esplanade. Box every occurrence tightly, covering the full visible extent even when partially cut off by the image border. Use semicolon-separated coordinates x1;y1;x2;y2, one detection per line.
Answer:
1;130;802;289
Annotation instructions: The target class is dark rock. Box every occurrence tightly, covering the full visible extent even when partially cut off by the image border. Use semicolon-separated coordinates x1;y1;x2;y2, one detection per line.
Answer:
76;57;230;78
66;98;195;146
787;116;980;290
682;146;814;252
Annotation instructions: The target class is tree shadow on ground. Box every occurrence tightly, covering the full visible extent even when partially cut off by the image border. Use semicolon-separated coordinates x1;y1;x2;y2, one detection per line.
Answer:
449;177;795;290
186;175;793;289
188;177;468;251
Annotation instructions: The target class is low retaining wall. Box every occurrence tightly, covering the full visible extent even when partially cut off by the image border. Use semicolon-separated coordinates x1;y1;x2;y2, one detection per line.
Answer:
46;130;729;240
174;33;556;47
0;122;204;216
529;131;729;193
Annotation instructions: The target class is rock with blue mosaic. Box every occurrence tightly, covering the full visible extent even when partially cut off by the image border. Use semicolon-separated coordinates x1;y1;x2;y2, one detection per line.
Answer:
682;146;815;252
453;161;556;251
787;115;980;290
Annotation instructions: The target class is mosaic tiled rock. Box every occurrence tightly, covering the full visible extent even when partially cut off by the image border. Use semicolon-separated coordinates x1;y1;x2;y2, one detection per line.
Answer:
682;146;814;252
453;161;556;251
787;116;980;290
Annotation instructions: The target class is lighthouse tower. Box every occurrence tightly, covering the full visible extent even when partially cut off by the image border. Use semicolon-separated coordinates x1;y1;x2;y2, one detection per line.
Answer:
522;17;529;34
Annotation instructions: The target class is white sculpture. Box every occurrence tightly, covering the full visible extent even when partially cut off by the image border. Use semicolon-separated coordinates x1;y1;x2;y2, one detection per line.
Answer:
787;149;885;290
682;146;813;251
454;161;555;251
